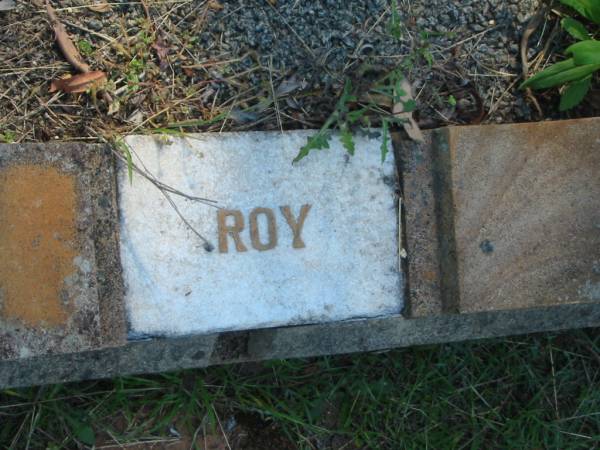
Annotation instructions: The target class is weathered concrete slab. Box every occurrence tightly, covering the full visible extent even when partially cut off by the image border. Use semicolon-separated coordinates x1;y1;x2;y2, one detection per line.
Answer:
119;131;402;336
3;300;600;389
396;131;449;317
2;119;600;387
449;118;600;312
402;117;600;315
0;144;126;360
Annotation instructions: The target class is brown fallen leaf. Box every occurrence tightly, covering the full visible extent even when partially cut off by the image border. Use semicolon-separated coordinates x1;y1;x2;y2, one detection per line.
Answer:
87;1;112;12
393;78;423;142
49;71;107;93
152;35;170;71
208;0;223;10
46;0;90;73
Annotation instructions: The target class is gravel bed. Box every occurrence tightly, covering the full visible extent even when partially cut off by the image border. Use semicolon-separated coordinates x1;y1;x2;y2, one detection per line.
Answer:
0;0;596;142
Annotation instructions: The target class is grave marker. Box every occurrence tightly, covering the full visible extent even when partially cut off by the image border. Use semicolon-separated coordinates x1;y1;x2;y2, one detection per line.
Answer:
1;118;599;388
118;131;402;337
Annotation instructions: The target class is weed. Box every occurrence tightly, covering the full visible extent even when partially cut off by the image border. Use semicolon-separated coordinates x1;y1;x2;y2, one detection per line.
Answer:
125;56;146;92
387;0;403;40
448;94;457;107
77;39;93;56
113;137;134;184
293;68;416;164
520;0;600;110
0;130;16;143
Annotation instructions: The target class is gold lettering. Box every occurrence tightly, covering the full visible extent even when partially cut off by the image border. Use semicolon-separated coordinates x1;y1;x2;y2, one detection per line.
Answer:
280;204;311;249
249;207;278;251
217;209;247;253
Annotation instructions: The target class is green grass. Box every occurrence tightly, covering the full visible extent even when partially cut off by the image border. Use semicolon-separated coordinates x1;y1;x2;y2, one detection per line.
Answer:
2;330;600;449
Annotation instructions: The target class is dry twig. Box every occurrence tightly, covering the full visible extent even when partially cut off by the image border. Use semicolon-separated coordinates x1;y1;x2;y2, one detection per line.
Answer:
45;1;90;73
520;7;547;117
107;138;218;251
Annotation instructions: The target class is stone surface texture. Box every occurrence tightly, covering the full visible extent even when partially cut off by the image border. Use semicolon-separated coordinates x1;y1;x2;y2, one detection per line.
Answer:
402;118;600;315
3;119;600;387
0;144;126;360
448;118;600;312
397;131;448;317
120;131;402;337
4;301;600;389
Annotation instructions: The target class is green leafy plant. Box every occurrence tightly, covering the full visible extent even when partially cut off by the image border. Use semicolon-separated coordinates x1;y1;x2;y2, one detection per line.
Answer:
560;0;600;23
0;130;16;143
77;39;93;56
520;0;600;110
293;69;416;164
387;0;403;40
113;136;134;184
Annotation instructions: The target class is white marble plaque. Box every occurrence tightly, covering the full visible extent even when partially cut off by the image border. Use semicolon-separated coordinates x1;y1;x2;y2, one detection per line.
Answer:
120;131;402;336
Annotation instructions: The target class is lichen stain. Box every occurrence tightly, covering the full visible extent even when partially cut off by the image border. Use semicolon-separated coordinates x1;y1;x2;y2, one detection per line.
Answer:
0;165;79;327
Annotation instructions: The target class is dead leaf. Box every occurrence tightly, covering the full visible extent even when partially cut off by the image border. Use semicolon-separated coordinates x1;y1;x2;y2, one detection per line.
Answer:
0;0;16;11
50;71;107;93
359;92;392;108
126;109;144;125
87;1;112;12
393;78;423;142
208;0;223;10
152;35;170;71
275;75;306;97
46;0;90;73
229;108;259;123
107;98;120;115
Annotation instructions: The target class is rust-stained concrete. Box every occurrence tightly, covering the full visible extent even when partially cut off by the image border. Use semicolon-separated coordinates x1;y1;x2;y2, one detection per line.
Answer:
0;166;78;327
0;144;126;360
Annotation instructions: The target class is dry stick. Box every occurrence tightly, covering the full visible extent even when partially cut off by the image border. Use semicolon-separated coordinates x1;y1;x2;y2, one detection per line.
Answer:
549;344;560;420
153;0;193;36
212;405;232;450
160;187;214;251
110;147;218;205
109;147;217;250
268;56;283;133
521;7;547;117
487;78;520;118
45;0;113;104
174;0;207;29
0;92;61;128
63;20;118;45
532;20;561;73
139;0;152;24
344;6;388;72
